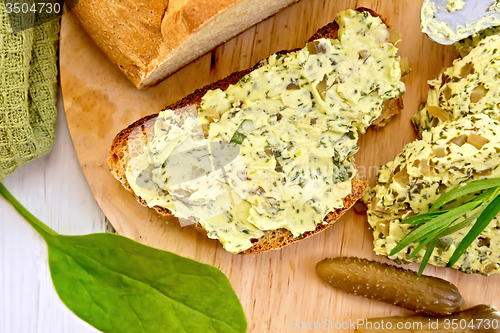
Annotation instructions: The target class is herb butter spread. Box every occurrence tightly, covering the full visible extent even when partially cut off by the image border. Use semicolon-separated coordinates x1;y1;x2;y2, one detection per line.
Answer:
413;34;500;133
447;0;466;12
364;34;500;275
421;0;500;45
127;9;405;253
454;25;500;58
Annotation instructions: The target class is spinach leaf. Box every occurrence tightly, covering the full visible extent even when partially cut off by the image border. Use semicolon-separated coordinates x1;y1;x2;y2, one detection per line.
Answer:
0;183;247;333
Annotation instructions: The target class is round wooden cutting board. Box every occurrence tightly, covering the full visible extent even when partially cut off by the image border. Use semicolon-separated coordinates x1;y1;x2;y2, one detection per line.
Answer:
60;0;500;331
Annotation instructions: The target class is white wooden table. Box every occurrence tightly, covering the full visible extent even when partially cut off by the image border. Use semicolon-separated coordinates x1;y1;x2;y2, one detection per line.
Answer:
0;93;105;333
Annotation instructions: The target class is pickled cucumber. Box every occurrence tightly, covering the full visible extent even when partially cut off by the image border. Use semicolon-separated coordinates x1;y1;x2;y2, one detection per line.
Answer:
356;304;500;333
316;257;464;316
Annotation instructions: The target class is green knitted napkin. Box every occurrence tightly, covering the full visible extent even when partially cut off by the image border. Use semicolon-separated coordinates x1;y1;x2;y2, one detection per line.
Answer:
0;1;59;181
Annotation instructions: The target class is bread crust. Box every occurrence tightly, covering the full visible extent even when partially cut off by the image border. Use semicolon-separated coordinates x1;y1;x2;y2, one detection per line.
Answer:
108;9;402;253
71;0;299;88
161;0;241;51
71;0;167;86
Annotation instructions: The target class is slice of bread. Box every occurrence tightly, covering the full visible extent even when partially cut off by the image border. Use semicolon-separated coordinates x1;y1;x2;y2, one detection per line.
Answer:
71;0;299;89
108;8;404;254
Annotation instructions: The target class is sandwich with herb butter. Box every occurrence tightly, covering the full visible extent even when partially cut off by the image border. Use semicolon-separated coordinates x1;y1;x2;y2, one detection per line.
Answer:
109;8;406;254
364;32;500;275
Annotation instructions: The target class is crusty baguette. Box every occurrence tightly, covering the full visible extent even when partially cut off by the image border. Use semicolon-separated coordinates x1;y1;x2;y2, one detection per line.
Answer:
71;0;299;89
108;8;403;254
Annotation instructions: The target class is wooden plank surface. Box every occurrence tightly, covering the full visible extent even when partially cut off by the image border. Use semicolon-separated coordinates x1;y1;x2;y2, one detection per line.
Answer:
60;0;500;331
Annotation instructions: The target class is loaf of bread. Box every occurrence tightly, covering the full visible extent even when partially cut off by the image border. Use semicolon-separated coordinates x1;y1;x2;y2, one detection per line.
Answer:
108;8;406;254
70;0;299;88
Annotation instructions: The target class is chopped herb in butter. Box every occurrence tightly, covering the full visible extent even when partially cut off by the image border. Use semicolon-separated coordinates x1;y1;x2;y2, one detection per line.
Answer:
413;34;500;134
447;0;466;12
